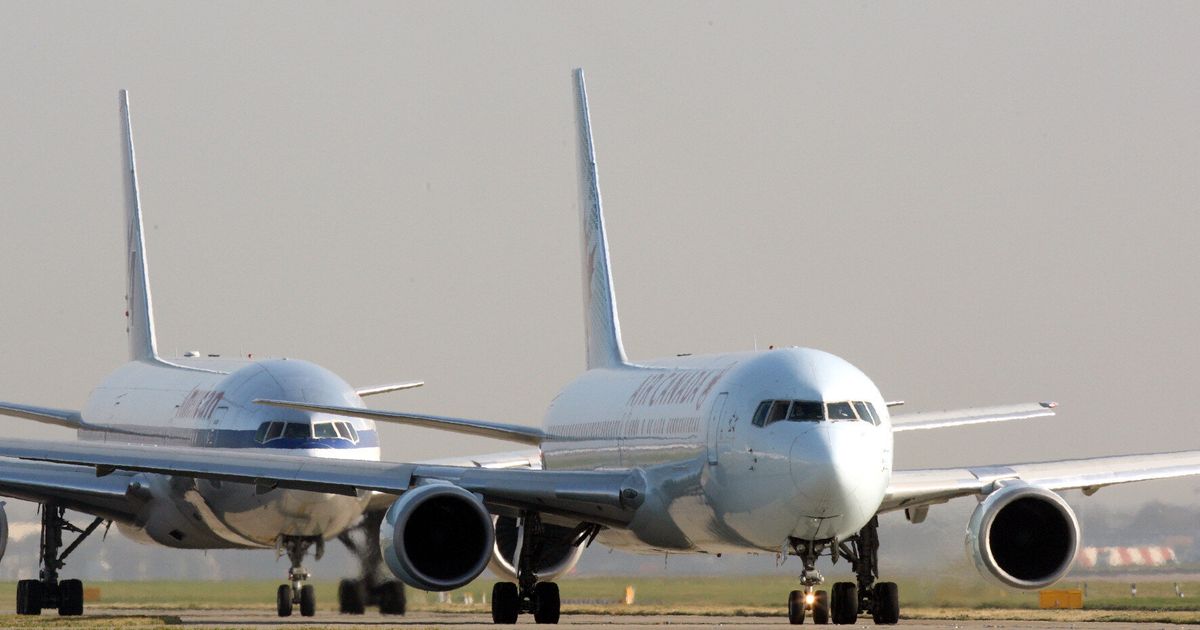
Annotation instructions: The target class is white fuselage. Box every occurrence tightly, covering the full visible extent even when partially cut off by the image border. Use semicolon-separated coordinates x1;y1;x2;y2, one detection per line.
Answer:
77;357;379;549
542;347;892;554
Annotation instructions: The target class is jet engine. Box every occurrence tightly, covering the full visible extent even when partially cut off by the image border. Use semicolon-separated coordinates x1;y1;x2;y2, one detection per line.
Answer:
965;483;1080;589
488;515;585;581
0;502;7;564
380;483;495;591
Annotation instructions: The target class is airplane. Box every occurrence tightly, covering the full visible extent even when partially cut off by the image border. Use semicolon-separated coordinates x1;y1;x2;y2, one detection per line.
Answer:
0;91;431;618
3;70;1200;626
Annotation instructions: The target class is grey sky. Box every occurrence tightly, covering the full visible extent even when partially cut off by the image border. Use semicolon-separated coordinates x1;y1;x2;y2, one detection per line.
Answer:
1;2;1198;508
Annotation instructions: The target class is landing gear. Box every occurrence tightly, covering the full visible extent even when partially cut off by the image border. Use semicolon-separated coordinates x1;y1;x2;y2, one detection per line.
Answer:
336;510;406;615
276;535;322;617
489;512;562;625
15;504;104;616
786;517;900;625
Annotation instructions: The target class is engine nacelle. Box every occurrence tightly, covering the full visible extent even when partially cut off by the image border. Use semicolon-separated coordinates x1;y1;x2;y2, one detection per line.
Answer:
965;483;1079;589
488;515;585;581
380;483;495;591
0;502;7;564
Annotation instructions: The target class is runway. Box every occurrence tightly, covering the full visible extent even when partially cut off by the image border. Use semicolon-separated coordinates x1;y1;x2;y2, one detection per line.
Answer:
48;609;1196;629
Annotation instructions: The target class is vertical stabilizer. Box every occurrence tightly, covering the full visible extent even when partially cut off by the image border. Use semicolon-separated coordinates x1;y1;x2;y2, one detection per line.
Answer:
119;90;160;362
574;69;628;370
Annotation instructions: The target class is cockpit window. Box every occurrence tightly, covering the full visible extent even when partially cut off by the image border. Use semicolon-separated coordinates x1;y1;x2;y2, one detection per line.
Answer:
766;400;791;425
788;401;824;422
752;401;771;427
282;422;311;439
254;422;270;443
313;422;339;439
264;421;284;441
853;401;879;426
343;422;360;442
827;402;856;421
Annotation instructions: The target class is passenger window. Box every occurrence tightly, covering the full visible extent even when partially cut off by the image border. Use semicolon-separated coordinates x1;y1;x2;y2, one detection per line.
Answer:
264;421;284;441
283;422;311;439
788;401;824;422
827;402;856;421
766;400;790;425
254;422;270;443
314;422;338;438
752;401;771;427
854;401;878;425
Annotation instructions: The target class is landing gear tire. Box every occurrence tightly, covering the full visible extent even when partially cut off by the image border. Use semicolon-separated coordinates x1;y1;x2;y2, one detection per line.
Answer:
813;590;830;625
787;590;805;624
338;578;365;614
378;581;407;615
58;579;84;616
534;582;561;624
831;582;857;625
492;582;519;624
16;579;43;615
277;584;294;617
299;584;316;617
872;582;899;625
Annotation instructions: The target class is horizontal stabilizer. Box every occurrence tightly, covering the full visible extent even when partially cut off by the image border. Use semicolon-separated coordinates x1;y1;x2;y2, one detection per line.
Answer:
355;381;424;397
891;402;1056;432
255;399;546;446
0;401;83;429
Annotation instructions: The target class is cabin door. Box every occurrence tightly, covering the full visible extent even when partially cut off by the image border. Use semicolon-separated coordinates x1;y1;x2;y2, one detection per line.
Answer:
707;392;728;465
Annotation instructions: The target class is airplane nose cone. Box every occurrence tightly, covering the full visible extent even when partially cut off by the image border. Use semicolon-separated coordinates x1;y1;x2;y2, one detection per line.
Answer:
789;423;875;530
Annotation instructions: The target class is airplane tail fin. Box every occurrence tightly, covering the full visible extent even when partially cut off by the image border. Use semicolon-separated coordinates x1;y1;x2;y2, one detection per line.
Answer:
573;69;629;370
119;90;160;362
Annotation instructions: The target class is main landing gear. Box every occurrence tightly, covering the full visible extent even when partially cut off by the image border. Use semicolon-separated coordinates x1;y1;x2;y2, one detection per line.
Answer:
491;512;561;625
787;517;900;625
336;509;406;615
16;503;105;616
276;535;322;617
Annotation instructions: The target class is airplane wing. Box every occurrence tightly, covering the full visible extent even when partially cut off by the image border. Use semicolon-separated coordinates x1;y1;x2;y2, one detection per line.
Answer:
0;439;643;528
365;449;542;513
890;402;1056;432
255;399;546;445
354;381;424;397
0;458;140;523
0;401;83;429
881;450;1200;513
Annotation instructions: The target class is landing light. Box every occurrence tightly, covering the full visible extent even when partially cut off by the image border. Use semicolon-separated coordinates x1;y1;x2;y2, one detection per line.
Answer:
805;593;815;605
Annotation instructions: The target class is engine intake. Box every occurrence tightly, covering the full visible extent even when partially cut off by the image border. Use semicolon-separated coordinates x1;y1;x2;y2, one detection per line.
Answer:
965;483;1079;589
380;484;495;591
488;515;585;581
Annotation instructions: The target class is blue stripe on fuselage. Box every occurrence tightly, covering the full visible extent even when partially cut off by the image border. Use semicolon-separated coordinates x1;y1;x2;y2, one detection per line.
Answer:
79;425;379;449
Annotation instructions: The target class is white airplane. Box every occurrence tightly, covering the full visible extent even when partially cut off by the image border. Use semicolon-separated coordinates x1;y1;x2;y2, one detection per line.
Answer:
3;70;1200;626
0;91;430;617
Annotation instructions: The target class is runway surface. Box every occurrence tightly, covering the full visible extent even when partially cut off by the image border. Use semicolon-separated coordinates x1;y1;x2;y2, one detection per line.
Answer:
49;609;1196;629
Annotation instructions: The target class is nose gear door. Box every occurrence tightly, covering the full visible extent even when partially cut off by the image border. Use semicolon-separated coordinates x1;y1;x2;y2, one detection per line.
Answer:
707;392;729;465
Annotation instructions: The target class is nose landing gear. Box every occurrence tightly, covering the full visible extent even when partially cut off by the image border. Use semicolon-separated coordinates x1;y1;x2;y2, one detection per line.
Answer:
787;517;899;625
276;535;322;617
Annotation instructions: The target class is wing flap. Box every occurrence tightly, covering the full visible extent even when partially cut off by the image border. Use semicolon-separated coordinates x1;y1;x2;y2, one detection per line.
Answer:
255;399;546;445
891;402;1056;432
883;450;1200;512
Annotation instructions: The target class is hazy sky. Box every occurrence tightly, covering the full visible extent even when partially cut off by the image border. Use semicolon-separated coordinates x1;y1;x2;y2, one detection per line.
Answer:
1;3;1198;508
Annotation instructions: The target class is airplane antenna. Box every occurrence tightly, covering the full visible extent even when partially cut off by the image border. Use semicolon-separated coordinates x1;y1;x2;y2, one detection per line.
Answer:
574;68;629;370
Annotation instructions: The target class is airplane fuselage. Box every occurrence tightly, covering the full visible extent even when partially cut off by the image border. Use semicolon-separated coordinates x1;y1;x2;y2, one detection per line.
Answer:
76;358;379;549
542;347;892;554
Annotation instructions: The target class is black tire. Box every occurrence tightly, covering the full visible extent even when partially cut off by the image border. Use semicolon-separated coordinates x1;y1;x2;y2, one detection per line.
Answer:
491;582;519;624
378;581;406;615
831;582;857;625
277;584;293;617
533;582;560;624
300;584;316;617
16;579;42;615
58;579;84;616
787;589;805;624
872;582;899;625
813;590;830;625
338;578;366;614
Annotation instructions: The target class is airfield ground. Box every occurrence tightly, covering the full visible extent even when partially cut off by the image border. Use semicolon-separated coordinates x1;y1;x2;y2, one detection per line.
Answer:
0;577;1197;628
